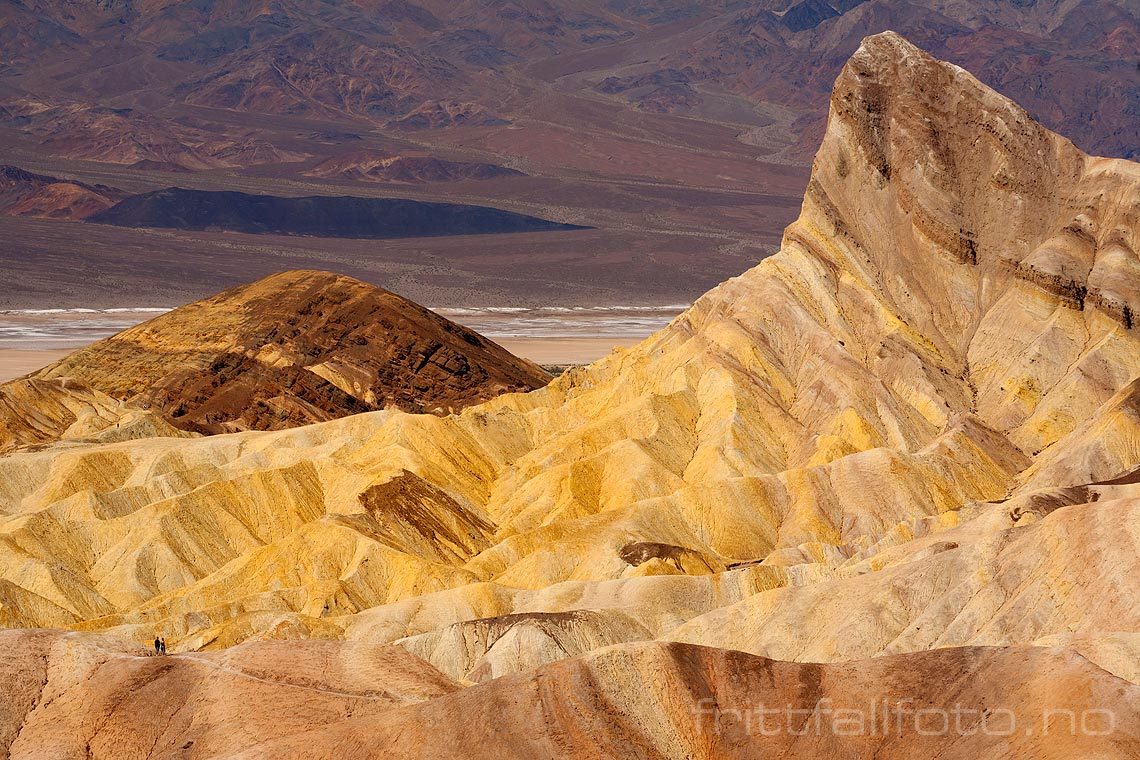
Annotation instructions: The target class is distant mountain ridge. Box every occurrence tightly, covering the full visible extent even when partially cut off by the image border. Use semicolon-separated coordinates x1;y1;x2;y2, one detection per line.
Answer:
1;0;1134;164
0;0;1134;315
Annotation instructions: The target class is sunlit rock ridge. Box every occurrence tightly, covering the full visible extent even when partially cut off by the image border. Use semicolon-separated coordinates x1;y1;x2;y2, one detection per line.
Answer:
1;31;1139;758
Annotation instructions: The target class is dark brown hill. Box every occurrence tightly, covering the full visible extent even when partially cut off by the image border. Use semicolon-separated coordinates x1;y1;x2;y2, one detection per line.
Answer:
29;270;552;434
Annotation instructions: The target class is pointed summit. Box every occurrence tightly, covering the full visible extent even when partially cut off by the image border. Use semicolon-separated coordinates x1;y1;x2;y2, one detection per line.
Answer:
790;28;1138;338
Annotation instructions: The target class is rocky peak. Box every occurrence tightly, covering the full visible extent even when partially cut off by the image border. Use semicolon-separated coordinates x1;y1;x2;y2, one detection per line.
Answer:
780;30;1138;365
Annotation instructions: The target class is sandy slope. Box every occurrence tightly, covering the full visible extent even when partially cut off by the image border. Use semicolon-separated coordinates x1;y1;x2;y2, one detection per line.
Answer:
2;631;1137;759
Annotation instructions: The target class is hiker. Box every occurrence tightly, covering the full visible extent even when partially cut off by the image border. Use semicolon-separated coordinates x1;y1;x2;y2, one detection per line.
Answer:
160;638;167;655
154;636;162;656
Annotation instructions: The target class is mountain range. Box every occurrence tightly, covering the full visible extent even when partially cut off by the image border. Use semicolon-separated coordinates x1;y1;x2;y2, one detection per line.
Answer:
0;0;1135;308
4;0;1136;161
0;31;1138;757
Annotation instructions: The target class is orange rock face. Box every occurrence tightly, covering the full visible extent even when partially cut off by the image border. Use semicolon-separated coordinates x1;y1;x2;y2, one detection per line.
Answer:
2;632;1137;759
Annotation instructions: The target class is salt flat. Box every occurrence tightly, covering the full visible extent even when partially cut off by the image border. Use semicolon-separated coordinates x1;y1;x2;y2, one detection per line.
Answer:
0;304;682;373
0;349;71;382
